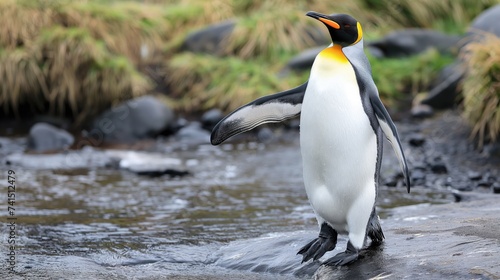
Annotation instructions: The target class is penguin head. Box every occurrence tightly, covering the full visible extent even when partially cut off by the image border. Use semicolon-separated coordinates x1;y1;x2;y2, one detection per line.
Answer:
306;11;362;47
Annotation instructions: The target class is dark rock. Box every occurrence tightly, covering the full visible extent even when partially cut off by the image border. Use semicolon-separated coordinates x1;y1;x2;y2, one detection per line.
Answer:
383;176;398;187
493;184;500;194
285;46;324;71
174;122;211;146
423;5;500;109
367;29;460;58
477;181;492;188
428;157;448;174
90;95;175;144
201;108;224;131
27;122;74;153
421;63;463;109
408;134;425;147
467;171;482;181
410;103;434;118
181;20;236;55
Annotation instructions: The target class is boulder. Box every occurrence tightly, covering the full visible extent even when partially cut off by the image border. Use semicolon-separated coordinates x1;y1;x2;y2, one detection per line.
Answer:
367;29;460;58
201;108;224;131
422;5;500;109
284;46;324;71
174;122;211;146
27;122;74;153
421;62;463;108
181;20;236;55
466;4;500;43
90;95;175;144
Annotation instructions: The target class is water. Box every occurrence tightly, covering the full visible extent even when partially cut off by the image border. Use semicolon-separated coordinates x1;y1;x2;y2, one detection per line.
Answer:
0;136;454;279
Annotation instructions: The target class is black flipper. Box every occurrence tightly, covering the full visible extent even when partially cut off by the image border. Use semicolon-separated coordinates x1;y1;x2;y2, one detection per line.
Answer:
210;82;307;145
369;94;411;192
298;223;338;263
323;241;359;266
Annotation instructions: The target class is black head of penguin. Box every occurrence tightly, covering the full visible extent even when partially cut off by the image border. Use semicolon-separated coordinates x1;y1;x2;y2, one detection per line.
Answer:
306;11;362;47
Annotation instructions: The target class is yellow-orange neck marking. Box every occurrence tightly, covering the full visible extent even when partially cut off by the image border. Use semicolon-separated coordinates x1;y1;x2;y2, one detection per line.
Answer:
318;45;348;64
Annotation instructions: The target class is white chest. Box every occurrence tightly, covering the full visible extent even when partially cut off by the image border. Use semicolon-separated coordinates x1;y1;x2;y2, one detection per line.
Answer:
299;52;377;227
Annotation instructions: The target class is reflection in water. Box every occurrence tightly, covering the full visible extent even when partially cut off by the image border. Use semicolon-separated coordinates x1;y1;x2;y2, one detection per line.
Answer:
0;138;453;278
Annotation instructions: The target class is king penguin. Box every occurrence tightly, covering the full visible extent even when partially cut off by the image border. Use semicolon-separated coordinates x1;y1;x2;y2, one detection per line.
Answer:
210;11;410;266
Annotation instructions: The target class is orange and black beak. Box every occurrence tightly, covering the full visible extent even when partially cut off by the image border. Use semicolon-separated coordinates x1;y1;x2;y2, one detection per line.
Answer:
306;11;340;30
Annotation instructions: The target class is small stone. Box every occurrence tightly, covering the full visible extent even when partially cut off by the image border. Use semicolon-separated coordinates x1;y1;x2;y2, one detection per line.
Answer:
411;104;434;119
384;177;398;187
201;108;224;131
468;171;483;181
409;134;426;147
28;122;74;153
477;181;493;188
429;158;448;174
492;184;500;194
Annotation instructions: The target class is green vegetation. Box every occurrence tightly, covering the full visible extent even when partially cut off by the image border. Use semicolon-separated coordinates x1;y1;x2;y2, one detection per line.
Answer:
369;50;455;106
461;33;500;148
0;0;499;135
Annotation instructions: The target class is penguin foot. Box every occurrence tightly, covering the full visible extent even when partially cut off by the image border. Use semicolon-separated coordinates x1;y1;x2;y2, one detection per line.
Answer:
367;210;385;246
297;223;337;263
323;241;359;266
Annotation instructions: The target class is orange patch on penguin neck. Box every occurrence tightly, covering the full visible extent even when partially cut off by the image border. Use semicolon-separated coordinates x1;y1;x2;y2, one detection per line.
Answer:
318;45;349;63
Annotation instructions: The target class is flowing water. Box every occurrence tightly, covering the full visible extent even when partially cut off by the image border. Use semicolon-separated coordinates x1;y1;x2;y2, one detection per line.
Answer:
0;135;454;279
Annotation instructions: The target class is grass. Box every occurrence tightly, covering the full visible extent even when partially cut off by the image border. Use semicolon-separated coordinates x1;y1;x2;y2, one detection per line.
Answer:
461;32;500;147
0;0;498;138
166;53;292;112
369;49;455;106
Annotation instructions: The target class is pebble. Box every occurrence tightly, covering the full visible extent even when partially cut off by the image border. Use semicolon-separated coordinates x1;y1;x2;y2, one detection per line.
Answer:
467;171;482;181
408;134;426;147
411;104;434;119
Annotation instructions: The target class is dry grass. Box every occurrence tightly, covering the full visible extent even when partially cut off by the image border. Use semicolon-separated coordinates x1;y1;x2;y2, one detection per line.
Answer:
166;53;290;112
0;0;56;49
0;49;48;117
461;32;500;147
34;26;150;124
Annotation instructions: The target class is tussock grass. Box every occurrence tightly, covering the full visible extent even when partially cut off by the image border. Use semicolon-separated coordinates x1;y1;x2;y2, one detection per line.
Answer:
166;53;290;112
0;48;48;116
358;0;498;34
0;0;56;49
34;26;150;124
222;5;323;59
461;32;500;147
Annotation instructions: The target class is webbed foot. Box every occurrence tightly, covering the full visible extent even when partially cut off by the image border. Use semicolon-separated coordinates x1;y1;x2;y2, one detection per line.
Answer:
323;241;359;266
297;223;337;263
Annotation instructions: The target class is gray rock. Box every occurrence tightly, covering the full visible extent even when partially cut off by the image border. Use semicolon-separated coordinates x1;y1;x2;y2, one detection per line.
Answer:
285;46;324;71
257;127;274;143
466;4;500;43
421;62;463;108
408;134;426;147
201;108;224;131
27;122;74;153
90;95;175;144
411;103;434;118
182;20;236;55
423;5;500;109
174;122;211;146
315;198;500;279
368;29;460;58
467;171;482;181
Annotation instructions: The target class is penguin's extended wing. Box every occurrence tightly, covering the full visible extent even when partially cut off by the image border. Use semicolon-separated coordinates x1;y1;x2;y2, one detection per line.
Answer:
370;95;411;192
211;82;307;145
